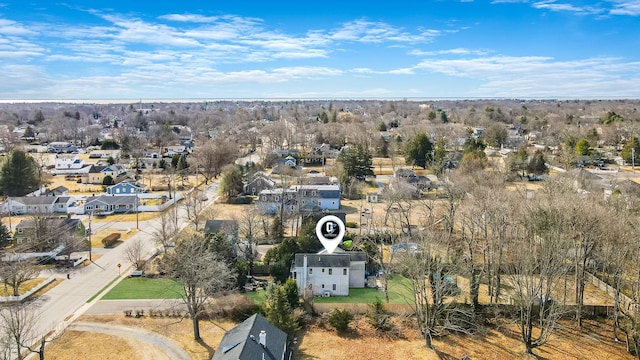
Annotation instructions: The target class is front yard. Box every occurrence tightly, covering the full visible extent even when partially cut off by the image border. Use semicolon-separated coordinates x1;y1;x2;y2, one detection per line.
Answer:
102;277;184;300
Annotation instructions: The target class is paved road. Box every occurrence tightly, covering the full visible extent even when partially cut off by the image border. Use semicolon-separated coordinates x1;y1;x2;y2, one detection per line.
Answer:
70;321;191;360
27;182;221;352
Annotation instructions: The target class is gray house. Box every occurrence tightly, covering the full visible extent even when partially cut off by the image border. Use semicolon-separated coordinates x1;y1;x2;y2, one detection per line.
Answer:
212;314;290;360
244;172;275;196
84;195;139;215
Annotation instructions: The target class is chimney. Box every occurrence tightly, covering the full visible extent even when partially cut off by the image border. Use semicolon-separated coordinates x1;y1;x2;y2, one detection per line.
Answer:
258;330;266;348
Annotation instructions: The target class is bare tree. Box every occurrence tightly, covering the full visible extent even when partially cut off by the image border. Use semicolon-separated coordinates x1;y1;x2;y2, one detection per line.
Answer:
153;209;177;253
182;189;204;230
0;257;39;297
0;303;56;360
123;238;147;271
159;233;235;340
398;232;474;349
507;197;570;355
191;139;237;185
238;210;264;276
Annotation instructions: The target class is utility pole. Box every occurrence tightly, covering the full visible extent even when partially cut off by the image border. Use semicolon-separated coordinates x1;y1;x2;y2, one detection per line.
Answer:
633;148;635;171
88;212;92;261
135;193;139;230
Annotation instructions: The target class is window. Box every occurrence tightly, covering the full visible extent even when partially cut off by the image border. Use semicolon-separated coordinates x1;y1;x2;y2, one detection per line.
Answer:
328;269;333;275
275;196;280;202
17;228;23;234
321;284;325;289
116;188;120;194
293;272;297;279
332;284;336;291
321;268;325;273
343;269;347;275
309;268;313;274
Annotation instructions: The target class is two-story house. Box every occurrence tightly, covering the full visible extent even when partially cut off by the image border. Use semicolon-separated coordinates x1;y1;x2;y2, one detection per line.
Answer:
243;172;275;196
106;180;146;195
257;184;341;215
292;250;366;297
13;218;85;251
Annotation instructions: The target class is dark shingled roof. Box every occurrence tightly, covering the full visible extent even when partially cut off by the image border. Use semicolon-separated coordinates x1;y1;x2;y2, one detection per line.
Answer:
294;253;351;268
212;314;288;360
203;220;238;235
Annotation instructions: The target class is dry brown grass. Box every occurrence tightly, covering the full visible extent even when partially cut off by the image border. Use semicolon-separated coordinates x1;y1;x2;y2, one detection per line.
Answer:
0;278;46;296
46;305;633;360
46;330;160;360
47;315;234;360
299;317;632;360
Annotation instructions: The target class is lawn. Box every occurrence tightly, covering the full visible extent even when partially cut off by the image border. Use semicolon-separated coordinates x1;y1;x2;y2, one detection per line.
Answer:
243;290;266;305
102;277;184;300
314;275;414;304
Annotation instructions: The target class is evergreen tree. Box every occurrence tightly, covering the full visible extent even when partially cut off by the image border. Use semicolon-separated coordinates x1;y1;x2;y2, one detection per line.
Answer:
527;149;549;176
0;150;39;196
262;283;300;339
621;135;640;165
404;132;434;169
337;144;374;180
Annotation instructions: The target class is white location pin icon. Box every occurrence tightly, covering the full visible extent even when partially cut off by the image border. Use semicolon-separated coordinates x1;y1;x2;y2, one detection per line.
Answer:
316;215;345;254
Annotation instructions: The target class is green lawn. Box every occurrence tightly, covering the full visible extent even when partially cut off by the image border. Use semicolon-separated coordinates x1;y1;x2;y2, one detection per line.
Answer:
102;277;184;300
315;274;414;304
243;290;267;305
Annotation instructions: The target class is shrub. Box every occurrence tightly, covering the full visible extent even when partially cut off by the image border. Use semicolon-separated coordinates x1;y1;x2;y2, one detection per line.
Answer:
345;221;358;228
367;298;394;333
101;233;121;247
328;309;353;333
102;175;114;185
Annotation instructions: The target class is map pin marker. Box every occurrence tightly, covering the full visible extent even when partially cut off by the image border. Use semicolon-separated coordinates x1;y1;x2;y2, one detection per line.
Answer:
316;215;345;254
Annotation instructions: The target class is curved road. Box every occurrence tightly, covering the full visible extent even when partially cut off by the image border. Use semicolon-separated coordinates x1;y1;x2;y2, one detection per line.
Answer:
70;321;190;360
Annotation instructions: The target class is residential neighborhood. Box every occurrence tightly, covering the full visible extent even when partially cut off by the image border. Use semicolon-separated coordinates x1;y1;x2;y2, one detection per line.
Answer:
1;98;640;360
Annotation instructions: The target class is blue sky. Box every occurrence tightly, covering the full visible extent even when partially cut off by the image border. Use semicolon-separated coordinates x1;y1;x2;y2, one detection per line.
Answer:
0;0;639;100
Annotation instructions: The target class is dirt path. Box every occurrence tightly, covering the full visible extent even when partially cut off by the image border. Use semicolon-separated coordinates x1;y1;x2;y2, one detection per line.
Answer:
70;321;191;360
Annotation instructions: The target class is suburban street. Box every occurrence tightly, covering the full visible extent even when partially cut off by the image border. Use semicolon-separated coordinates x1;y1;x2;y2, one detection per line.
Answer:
27;181;221;349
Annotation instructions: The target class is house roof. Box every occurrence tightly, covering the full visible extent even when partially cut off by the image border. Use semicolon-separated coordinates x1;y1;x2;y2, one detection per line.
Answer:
212;314;288;360
10;196;58;206
88;165;107;174
294;253;351;268
85;195;138;206
204;220;238;235
54;196;71;204
16;218;81;231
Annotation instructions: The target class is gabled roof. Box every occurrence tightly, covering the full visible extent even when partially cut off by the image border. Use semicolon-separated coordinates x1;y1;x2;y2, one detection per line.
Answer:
16;218;81;231
10;196;58;206
85;195;138;206
87;165;107;174
294;253;351;268
204;220;238;235
212;314;288;360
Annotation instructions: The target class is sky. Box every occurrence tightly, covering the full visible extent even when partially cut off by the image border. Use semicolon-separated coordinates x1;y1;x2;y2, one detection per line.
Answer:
0;0;639;100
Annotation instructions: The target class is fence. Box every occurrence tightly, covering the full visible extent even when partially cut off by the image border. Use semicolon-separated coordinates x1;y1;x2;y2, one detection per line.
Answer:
584;271;634;309
0;276;56;303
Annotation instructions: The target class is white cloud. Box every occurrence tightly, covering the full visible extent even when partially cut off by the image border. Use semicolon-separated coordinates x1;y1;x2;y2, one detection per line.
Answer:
331;19;441;43
409;48;490;56
532;1;603;14
414;55;640;97
609;0;640;15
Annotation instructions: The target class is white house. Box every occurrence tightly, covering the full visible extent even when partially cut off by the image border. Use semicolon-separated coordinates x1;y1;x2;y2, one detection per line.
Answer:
4;197;57;215
54;155;86;171
292;251;366;296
